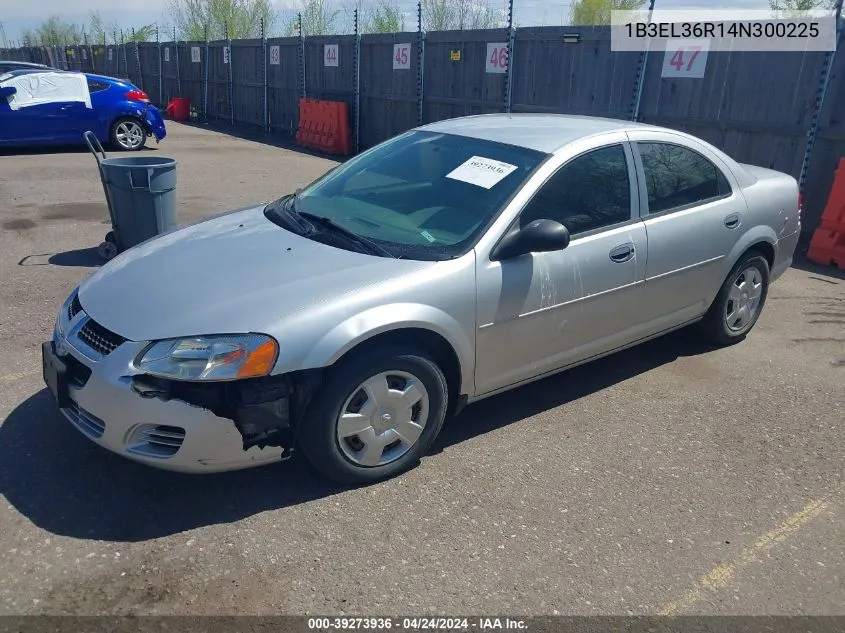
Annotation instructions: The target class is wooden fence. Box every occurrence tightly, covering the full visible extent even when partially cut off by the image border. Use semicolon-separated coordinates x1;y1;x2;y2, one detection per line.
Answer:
3;25;845;243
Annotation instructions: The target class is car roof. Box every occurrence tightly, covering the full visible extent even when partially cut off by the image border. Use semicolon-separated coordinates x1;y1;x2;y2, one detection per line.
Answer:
0;60;50;68
1;69;123;83
417;113;661;154
84;73;129;84
1;68;50;78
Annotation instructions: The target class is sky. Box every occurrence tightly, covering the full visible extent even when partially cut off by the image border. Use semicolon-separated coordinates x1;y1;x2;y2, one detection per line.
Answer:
0;0;775;45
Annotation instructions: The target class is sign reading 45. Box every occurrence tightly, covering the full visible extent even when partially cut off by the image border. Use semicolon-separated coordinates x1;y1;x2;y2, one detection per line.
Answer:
661;38;710;79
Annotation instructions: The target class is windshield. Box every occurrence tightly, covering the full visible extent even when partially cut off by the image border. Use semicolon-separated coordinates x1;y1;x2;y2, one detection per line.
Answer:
292;130;547;260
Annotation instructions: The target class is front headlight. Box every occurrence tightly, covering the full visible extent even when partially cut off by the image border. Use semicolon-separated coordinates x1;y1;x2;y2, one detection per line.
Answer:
134;334;279;381
53;313;63;341
54;289;76;340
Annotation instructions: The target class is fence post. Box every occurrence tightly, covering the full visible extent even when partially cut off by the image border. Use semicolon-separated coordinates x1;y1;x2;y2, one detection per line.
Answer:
799;1;845;195
133;28;143;91
630;0;657;121
262;18;268;131
174;27;182;96
226;23;233;125
504;0;515;113
417;1;425;126
157;26;163;106
122;30;129;79
354;8;361;152
298;12;307;99
204;25;210;121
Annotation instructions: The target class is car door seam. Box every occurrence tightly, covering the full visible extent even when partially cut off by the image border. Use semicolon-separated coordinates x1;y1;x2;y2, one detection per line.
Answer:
477;279;646;329
644;254;725;283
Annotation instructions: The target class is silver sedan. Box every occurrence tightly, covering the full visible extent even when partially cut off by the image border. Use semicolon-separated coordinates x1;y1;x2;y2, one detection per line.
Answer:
43;114;801;484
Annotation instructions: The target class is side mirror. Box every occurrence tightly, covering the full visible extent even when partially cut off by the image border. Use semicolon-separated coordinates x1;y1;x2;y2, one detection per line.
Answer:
0;86;17;99
492;219;571;261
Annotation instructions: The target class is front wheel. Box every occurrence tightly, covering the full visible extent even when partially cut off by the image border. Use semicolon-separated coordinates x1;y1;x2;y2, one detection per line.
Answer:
110;117;147;151
299;348;449;485
698;250;770;346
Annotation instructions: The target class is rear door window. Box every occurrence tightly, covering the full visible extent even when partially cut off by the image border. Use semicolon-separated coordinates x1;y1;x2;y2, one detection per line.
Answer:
637;142;732;215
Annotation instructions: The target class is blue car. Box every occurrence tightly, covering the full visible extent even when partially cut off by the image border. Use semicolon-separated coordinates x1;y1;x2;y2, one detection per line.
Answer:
0;69;166;151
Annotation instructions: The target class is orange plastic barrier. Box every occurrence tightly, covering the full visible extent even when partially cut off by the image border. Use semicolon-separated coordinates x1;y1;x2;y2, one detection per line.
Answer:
295;98;352;156
808;157;845;270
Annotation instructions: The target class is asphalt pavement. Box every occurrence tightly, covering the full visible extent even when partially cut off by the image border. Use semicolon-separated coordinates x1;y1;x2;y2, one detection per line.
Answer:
0;123;843;616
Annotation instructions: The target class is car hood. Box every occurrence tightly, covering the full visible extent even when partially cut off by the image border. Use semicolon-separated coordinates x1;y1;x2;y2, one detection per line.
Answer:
78;205;433;341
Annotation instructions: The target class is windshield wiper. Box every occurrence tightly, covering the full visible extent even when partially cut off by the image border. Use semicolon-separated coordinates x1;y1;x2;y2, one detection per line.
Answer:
298;211;397;259
264;191;310;234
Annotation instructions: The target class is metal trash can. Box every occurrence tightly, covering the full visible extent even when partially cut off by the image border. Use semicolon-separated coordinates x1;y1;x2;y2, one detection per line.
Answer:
83;130;178;261
100;155;178;252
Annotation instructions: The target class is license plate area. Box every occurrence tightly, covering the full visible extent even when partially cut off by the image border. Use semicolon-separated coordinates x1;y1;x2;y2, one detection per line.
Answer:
42;341;70;408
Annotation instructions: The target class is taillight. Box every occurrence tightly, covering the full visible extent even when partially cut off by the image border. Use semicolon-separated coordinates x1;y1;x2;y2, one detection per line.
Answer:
125;90;149;103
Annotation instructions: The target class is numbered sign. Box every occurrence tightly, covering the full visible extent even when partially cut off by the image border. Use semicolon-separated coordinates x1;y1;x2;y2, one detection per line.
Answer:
324;44;339;67
223;46;230;64
270;45;280;65
82;49;87;61
393;43;411;70
164;46;170;62
661;39;710;79
191;46;201;63
108;47;113;61
486;42;508;74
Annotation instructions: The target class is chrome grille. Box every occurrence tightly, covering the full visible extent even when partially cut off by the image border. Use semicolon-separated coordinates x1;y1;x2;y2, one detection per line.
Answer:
67;294;82;321
127;425;186;458
77;318;126;357
64;403;106;439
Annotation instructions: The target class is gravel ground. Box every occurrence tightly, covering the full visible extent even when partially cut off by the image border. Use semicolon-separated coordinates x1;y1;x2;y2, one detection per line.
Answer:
0;123;843;617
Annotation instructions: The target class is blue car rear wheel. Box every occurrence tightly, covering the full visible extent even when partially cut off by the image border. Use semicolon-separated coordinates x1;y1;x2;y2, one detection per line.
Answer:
110;117;147;151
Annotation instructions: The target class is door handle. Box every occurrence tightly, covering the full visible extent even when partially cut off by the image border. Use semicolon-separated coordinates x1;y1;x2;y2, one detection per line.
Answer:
609;243;635;263
724;213;741;229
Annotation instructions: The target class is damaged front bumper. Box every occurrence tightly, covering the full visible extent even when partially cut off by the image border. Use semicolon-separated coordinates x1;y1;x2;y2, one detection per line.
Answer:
42;331;319;474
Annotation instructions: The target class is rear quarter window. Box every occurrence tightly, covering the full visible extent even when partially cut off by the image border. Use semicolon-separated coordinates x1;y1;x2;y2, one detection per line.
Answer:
87;80;110;93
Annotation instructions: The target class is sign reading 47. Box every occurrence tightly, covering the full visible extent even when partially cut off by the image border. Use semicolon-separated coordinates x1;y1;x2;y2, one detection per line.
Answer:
661;38;710;79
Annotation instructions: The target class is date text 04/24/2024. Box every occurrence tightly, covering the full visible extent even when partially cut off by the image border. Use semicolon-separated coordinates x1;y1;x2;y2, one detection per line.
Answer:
307;617;528;631
625;21;821;39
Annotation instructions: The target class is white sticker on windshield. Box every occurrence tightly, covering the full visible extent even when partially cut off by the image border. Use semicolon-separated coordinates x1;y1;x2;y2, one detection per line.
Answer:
446;156;518;189
421;230;436;243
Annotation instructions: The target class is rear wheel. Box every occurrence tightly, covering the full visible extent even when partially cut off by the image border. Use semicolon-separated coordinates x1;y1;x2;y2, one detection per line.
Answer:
110;117;147;151
299;348;449;485
698;250;770;346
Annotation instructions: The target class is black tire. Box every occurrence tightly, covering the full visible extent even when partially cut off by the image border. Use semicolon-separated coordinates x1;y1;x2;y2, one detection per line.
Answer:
96;240;118;261
698;250;770;346
104;230;116;244
110;117;147;151
299;347;449;485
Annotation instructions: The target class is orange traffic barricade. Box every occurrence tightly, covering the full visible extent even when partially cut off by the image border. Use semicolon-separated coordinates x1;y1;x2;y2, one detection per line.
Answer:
808;157;845;270
295;98;352;156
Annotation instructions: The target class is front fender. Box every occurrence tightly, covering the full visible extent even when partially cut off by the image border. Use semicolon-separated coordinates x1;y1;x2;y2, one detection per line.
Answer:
299;303;476;396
